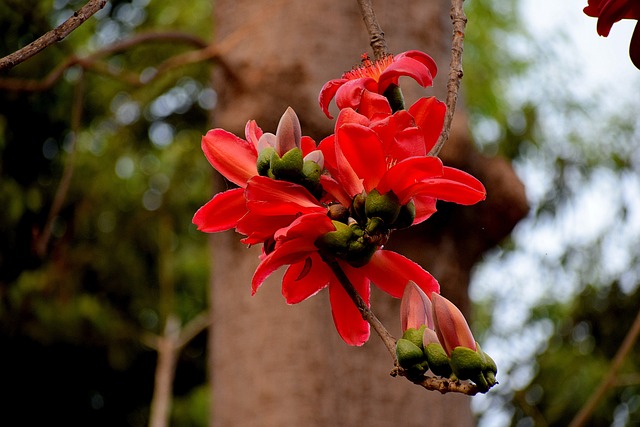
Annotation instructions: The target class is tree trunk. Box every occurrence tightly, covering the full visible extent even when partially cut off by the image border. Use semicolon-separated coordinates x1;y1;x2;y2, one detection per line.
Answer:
207;1;528;426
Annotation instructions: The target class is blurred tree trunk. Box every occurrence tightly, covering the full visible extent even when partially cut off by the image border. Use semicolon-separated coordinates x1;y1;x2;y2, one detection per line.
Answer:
207;1;528;426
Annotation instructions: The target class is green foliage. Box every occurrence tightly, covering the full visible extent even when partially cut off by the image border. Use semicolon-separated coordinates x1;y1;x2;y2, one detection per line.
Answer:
0;0;213;425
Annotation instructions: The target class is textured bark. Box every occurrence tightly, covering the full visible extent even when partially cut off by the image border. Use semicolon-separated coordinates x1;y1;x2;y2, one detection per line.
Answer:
207;1;528;426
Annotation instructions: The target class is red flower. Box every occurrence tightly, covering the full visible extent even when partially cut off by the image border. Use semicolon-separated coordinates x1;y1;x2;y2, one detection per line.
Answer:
319;50;438;119
584;0;640;69
319;107;486;225
251;213;440;346
193;107;322;235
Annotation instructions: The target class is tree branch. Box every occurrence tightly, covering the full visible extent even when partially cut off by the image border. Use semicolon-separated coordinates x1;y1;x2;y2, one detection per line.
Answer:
0;0;107;72
428;0;467;156
356;0;389;60
392;367;481;395
569;305;640;427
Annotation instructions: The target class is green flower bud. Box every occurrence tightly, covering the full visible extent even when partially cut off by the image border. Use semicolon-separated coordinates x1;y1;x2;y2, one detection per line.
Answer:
424;342;452;378
450;346;490;391
402;325;427;351
257;147;277;176
327;204;349;223
352;192;367;221
391;200;416;229
477;343;498;388
315;220;354;257
271;147;303;181
396;338;425;370
365;189;401;225
383;83;405;112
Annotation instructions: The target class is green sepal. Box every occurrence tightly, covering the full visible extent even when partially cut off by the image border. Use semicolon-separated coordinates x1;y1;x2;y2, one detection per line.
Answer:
257;147;276;176
402;325;427;351
450;346;490;392
396;338;425;370
383;83;405;112
364;189;401;225
424;342;452;378
314;220;353;258
271;147;303;180
392;200;416;229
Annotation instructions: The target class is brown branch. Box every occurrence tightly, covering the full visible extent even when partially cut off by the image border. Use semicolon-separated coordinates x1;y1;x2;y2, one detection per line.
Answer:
428;0;467;156
569;306;640;427
0;31;209;92
321;255;398;362
356;0;389;60
391;367;481;395
0;0;107;72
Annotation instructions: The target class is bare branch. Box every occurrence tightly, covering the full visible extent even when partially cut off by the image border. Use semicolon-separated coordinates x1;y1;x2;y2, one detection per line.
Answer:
0;0;108;72
392;367;482;395
356;0;389;60
428;0;467;156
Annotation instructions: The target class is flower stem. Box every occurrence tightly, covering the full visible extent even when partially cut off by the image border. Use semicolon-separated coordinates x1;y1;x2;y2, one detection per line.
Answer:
322;255;398;362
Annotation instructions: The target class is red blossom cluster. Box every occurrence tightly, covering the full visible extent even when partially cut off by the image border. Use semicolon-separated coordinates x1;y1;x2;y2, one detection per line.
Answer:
193;50;486;346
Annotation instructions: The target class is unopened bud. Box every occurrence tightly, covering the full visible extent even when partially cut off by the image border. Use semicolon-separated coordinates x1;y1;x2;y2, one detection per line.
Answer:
392;200;416;229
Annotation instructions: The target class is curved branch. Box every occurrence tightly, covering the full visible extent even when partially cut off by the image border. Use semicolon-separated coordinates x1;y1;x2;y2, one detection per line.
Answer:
0;31;209;92
0;0;107;71
428;0;467;156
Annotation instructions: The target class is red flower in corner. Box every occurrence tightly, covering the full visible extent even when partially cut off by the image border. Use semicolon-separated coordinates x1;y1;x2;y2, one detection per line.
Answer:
319;50;438;119
584;0;640;69
251;213;440;346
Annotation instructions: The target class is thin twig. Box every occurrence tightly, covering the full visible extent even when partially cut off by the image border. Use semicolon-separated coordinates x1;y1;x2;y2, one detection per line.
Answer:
34;71;85;257
321;256;398;361
356;0;389;60
428;0;467;156
568;306;640;427
0;0;107;71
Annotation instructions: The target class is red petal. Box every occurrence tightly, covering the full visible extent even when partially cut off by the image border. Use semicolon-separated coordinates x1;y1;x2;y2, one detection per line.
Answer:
328;263;370;346
356;91;393;120
319;132;363;197
252;239;318;295
244;120;263;148
362;250;439;299
411;194;438;225
408;97;446;153
202;129;258;187
300;136;317;157
377;156;444;196
378;52;437;92
334;78;378;111
336;124;387;192
319;78;347;119
282;253;331;304
245;176;325;214
400;166;486;205
192;188;246;232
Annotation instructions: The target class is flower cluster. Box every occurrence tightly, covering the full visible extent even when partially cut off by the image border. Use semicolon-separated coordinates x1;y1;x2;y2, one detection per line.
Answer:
584;0;640;69
194;50;486;346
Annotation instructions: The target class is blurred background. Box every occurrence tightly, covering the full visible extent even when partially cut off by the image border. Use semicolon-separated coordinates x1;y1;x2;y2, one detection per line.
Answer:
0;0;638;426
